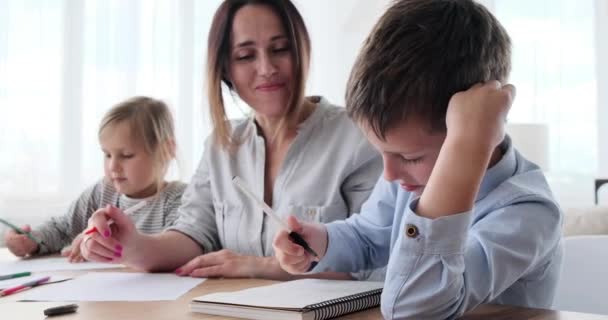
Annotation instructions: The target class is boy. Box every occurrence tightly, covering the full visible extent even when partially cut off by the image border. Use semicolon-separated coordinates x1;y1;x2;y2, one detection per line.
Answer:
272;0;562;319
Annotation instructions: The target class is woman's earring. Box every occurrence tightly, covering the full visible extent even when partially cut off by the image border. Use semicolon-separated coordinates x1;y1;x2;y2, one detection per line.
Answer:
222;77;232;89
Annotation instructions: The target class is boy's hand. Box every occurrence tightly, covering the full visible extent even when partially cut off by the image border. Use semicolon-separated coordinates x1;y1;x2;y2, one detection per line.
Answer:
272;216;328;274
446;81;515;150
417;81;516;219
4;224;39;257
80;205;137;263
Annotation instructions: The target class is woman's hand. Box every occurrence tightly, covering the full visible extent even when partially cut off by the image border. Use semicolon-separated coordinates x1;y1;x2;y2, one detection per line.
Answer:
80;205;137;263
175;249;268;278
4;225;38;257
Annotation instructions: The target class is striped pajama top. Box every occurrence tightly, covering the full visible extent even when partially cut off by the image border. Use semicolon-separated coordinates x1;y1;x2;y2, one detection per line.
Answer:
35;179;186;254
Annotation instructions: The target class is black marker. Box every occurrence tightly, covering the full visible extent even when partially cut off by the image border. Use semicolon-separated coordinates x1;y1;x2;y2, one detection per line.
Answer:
44;304;78;317
232;176;319;258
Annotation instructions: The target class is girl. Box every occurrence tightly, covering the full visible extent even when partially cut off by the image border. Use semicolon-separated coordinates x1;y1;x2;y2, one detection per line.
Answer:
4;96;187;262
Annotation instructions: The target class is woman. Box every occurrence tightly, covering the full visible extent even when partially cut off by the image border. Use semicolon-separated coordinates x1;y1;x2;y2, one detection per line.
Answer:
80;0;382;280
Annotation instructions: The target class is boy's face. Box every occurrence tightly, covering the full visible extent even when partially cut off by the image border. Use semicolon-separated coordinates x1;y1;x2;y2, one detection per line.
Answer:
362;119;446;196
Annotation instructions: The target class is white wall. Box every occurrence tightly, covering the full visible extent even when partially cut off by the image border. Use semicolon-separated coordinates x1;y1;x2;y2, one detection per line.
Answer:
596;0;608;177
298;0;607;208
295;0;390;105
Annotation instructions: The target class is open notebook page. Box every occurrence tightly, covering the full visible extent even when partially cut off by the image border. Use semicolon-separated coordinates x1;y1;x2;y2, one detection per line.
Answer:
193;279;383;309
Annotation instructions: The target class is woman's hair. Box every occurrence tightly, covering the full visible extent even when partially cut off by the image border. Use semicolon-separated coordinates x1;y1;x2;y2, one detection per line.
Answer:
206;0;311;149
99;96;176;193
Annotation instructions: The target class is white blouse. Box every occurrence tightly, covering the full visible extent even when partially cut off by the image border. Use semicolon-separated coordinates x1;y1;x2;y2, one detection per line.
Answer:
168;97;383;256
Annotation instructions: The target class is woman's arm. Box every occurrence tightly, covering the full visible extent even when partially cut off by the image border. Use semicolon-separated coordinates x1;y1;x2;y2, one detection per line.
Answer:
174;249;353;280
126;231;204;272
80;206;203;271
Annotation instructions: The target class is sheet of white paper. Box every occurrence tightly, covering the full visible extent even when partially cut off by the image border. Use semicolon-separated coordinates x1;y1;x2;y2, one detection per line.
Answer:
21;272;205;301
0;274;72;290
0;257;123;274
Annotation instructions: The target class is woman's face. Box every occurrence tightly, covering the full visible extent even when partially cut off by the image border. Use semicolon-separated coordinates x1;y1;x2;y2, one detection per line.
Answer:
228;4;294;120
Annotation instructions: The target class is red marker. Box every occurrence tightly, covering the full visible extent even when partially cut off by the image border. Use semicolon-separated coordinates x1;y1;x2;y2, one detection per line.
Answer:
0;276;50;296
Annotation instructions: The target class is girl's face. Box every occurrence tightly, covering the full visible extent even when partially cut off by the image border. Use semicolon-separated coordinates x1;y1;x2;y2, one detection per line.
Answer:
228;4;294;120
99;121;159;198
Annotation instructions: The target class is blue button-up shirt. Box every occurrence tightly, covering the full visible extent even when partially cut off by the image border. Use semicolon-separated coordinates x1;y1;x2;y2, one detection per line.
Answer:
312;137;563;319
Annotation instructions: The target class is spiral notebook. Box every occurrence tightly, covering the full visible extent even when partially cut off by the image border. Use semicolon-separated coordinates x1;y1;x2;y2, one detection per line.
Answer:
190;279;383;320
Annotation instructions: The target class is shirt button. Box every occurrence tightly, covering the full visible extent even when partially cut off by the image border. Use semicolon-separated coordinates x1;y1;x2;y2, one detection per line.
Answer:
405;224;419;238
306;208;316;219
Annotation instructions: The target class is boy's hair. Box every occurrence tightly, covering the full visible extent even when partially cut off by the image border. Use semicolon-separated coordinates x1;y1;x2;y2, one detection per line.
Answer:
346;0;511;138
206;0;311;149
99;96;176;193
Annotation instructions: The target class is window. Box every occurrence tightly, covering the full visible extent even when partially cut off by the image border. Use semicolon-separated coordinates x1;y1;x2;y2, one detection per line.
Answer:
494;0;597;174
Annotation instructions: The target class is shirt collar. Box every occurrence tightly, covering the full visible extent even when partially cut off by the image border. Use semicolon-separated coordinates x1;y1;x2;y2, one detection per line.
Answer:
246;96;329;138
476;135;517;201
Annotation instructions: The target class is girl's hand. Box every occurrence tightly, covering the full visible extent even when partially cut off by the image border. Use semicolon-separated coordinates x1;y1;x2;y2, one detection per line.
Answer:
4;225;38;257
62;233;85;263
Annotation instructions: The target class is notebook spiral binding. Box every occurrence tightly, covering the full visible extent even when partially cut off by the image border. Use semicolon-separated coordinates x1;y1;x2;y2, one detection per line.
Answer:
305;288;383;320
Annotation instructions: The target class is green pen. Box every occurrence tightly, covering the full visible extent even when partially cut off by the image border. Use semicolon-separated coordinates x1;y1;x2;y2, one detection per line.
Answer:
0;217;44;246
0;271;31;281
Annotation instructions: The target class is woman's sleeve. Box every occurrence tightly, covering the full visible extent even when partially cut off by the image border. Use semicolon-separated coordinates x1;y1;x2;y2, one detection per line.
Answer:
165;144;221;253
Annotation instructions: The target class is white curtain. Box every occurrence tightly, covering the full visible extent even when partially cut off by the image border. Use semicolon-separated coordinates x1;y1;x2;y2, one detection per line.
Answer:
0;0;383;228
0;0;602;231
492;0;597;174
490;0;599;206
0;0;227;225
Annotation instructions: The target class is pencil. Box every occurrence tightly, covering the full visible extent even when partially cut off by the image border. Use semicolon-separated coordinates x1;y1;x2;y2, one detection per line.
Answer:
84;201;147;235
232;176;319;257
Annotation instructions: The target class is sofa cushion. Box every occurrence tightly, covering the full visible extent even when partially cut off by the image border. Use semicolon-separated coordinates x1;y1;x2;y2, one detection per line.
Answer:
563;206;608;236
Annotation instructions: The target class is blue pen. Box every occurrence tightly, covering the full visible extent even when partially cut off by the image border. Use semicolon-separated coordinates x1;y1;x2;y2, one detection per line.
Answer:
0;218;45;246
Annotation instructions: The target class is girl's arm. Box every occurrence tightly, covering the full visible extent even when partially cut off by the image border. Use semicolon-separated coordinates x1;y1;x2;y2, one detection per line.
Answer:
35;180;105;254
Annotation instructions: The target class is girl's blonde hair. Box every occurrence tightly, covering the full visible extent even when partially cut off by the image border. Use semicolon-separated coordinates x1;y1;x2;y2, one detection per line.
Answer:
98;96;176;194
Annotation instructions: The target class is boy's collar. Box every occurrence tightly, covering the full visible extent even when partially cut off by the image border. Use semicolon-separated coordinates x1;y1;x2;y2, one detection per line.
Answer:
476;135;516;201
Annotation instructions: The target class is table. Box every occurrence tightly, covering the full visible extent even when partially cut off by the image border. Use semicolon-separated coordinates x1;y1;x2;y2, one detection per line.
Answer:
1;249;607;319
